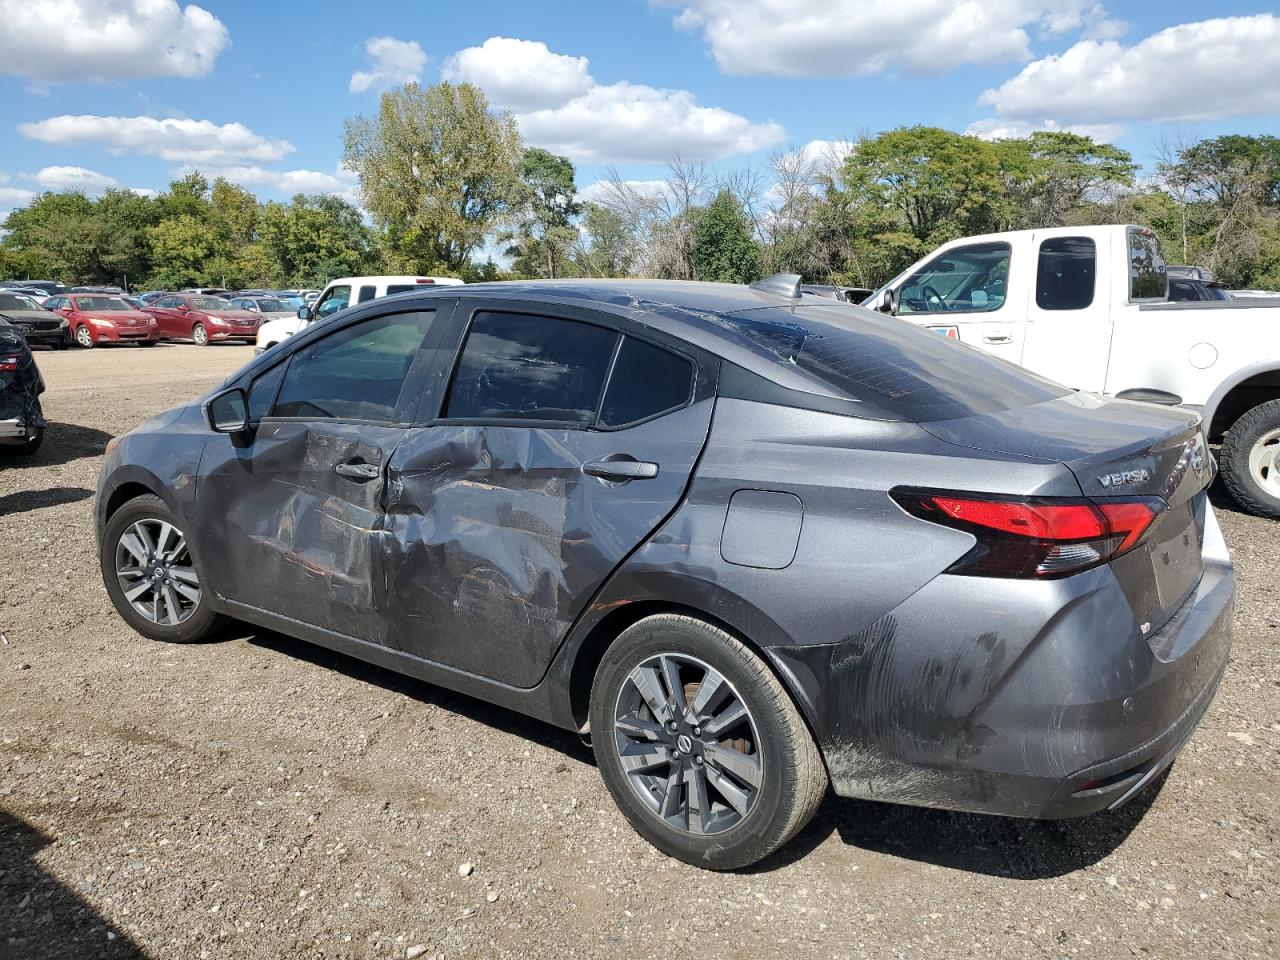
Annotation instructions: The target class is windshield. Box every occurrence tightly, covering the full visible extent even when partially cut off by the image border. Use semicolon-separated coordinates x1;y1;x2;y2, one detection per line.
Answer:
0;294;39;310
190;297;232;310
78;297;130;311
252;298;289;312
716;304;1067;421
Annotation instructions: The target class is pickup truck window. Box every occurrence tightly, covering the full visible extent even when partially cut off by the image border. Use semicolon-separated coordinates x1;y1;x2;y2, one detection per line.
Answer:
1036;237;1096;311
1127;228;1168;301
897;242;1009;315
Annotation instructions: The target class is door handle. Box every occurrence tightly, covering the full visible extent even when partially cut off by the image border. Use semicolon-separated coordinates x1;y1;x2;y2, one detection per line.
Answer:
582;457;659;482
334;460;380;481
982;334;1013;344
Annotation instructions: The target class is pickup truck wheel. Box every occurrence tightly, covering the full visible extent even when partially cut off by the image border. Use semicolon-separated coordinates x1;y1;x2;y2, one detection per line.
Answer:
1220;399;1280;519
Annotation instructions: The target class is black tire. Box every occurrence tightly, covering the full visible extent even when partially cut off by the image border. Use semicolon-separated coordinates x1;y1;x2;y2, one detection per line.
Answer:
590;614;827;870
0;427;44;458
100;494;223;643
52;339;68;350
191;323;208;346
1220;398;1280;519
137;340;158;347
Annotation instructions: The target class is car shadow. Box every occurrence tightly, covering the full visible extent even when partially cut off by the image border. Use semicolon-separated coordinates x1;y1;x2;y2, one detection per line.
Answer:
749;770;1166;878
4;422;115;469
0;485;92;516
0;809;149;959
240;627;594;764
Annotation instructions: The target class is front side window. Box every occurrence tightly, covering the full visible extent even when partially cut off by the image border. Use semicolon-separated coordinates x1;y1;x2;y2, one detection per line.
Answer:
600;338;694;427
897;242;1010;315
444;312;617;424
1036;237;1096;311
1128;228;1168;301
314;285;351;318
271;310;436;422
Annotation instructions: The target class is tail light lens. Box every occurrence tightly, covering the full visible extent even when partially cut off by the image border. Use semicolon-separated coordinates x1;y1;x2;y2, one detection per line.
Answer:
892;489;1165;579
0;353;20;373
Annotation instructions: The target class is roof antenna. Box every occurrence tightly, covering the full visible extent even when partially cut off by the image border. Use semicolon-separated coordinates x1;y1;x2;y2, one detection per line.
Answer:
750;272;802;299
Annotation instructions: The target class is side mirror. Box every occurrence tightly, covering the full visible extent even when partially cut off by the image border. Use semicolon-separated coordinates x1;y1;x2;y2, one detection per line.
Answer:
178;304;189;312
878;289;898;315
205;387;250;434
297;306;313;321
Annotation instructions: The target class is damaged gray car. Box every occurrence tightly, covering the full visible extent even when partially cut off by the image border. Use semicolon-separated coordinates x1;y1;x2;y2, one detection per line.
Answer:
95;276;1234;869
0;320;47;457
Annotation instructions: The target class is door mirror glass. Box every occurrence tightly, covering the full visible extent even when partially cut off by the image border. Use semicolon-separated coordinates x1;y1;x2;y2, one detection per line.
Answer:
206;387;249;433
297;305;313;321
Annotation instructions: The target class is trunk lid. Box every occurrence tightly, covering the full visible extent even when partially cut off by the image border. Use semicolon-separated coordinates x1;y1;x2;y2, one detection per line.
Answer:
921;392;1212;635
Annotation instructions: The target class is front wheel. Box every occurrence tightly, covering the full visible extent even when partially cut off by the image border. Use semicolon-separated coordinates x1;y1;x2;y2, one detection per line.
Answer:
75;325;94;348
1220;398;1280;519
137;340;158;347
100;494;223;643
191;323;209;346
590;614;827;870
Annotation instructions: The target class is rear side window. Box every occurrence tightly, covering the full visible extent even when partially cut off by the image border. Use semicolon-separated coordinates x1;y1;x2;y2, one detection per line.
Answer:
1036;237;1096;310
444;312;617;424
357;285;377;303
600;338;694;427
272;310;435;422
1128;228;1168;300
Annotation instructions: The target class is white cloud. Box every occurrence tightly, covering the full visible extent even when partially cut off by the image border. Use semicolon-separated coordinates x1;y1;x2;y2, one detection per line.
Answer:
578;179;671;205
793;139;855;170
662;0;1102;77
29;166;120;192
0;186;36;208
445;37;783;163
964;118;1126;143
129;187;160;199
0;0;228;82
980;14;1280;124
188;164;359;199
443;37;593;111
18;115;295;166
349;37;427;93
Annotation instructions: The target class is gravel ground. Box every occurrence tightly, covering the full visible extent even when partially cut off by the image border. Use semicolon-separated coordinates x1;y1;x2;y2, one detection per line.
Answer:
1;343;1277;960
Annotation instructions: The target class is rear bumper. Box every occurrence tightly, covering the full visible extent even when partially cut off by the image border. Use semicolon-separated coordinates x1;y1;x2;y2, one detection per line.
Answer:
767;507;1234;820
0;417;29;439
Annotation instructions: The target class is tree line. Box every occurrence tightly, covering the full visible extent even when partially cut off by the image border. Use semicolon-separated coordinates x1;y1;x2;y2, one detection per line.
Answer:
3;80;1278;293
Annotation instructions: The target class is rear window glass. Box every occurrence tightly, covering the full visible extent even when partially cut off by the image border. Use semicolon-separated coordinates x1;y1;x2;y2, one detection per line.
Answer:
600;337;694;427
1036;237;1096;310
445;312;618;424
715;305;1067;422
386;285;416;295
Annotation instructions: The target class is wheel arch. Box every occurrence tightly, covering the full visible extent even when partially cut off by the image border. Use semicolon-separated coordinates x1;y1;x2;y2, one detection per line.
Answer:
1202;363;1280;440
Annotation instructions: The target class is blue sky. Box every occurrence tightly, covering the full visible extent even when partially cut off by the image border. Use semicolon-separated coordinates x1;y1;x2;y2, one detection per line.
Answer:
1;0;1279;217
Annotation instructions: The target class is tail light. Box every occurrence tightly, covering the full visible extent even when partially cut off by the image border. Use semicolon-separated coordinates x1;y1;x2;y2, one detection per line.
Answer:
0;353;20;373
892;489;1165;579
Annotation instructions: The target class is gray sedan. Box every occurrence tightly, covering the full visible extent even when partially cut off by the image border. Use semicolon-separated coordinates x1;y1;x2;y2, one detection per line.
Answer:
94;276;1233;869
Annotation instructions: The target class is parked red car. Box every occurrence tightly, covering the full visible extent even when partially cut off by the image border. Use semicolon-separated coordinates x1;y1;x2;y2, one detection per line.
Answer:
44;294;160;348
142;294;260;346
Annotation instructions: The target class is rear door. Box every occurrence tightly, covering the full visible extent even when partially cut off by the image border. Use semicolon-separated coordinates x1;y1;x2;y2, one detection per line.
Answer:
381;301;715;687
196;306;448;641
895;241;1025;363
1019;232;1114;392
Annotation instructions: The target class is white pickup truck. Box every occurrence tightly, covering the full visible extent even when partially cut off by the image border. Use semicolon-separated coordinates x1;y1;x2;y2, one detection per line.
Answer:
865;224;1280;518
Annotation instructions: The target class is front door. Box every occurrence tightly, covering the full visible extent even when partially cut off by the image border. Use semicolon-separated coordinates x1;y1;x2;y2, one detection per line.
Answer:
196;306;445;641
1019;232;1113;393
895;240;1025;365
381;306;714;687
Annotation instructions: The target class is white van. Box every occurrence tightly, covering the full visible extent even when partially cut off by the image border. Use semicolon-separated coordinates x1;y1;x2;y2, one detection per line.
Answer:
254;275;463;354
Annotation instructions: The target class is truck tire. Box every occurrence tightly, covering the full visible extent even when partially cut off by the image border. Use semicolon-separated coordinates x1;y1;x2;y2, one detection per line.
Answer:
1220;398;1280;519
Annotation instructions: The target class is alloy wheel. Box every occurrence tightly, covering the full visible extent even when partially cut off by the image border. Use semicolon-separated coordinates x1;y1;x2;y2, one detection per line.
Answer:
114;518;201;625
613;653;763;835
75;326;93;347
192;323;208;345
1248;427;1280;498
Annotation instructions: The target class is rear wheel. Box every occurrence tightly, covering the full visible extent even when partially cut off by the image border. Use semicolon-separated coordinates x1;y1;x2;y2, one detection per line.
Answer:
191;323;208;346
590;614;827;870
100;494;222;643
1221;399;1280;519
75;325;93;348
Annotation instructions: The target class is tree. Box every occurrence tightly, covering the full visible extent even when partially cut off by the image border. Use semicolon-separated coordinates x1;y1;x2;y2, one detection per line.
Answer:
505;148;580;279
342;81;521;273
995;131;1136;228
146;214;218;289
692;190;761;283
257;194;375;286
572;204;634;278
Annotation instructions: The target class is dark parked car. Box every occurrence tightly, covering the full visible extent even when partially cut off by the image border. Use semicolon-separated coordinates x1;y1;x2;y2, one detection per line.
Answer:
0;291;69;349
95;276;1233;869
0;319;46;456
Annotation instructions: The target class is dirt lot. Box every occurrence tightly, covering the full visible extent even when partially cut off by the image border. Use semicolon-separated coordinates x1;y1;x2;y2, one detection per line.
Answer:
1;343;1277;960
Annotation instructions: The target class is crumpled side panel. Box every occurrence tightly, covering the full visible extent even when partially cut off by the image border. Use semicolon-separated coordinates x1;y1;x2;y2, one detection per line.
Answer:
0;328;45;429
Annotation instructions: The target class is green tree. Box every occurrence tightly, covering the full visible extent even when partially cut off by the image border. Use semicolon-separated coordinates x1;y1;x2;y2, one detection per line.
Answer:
257;194;375;286
574;203;634;278
692;190;761;283
996;131;1136;228
342;81;521;273
210;177;259;248
145;214;218;288
505;148;580;278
